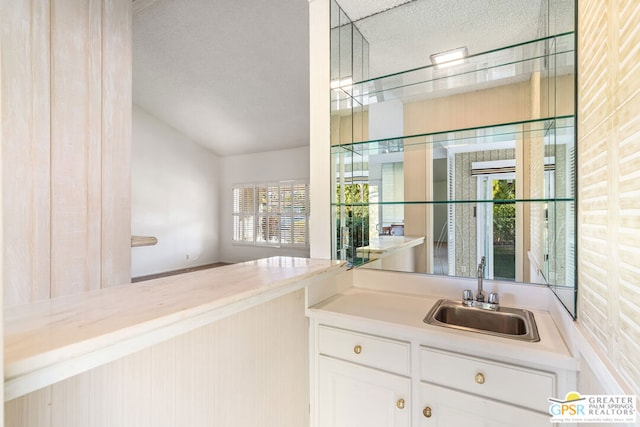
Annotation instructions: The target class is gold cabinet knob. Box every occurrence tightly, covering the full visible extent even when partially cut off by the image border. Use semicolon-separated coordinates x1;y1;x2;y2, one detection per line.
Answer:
423;406;432;418
475;372;485;384
353;345;362;354
396;398;405;409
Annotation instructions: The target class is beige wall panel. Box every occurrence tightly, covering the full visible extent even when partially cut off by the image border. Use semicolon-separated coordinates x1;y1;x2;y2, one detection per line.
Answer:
101;0;132;287
404;81;531;135
50;373;92;426
404;142;431;273
330;114;340;145
611;91;640;394
338;114;352;145
2;0;52;306
120;351;153;426
352;110;368;143
578;0;611;139
6;291;309;427
616;1;640;104
50;0;103;296
578;0;640;397
540;74;575;117
331;111;369;146
88;358;126;427
4;387;52;426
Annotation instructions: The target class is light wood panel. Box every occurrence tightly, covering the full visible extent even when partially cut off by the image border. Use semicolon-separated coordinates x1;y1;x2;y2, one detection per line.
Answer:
6;290;310;427
50;0;103;296
102;0;132;288
578;0;640;396
2;0;132;306
1;0;52;305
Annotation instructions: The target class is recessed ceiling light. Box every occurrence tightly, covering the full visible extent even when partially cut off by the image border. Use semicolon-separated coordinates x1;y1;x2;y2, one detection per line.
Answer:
430;47;468;69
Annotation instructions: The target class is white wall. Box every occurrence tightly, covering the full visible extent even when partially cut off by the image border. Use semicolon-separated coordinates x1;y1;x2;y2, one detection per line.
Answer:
131;105;220;278
220;146;311;263
368;99;403;139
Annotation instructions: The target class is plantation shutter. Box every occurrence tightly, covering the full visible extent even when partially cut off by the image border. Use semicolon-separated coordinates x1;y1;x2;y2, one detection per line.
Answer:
232;186;255;243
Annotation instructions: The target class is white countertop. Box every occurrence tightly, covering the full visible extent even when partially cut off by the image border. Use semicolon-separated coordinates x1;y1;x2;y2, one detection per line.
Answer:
4;256;345;400
356;235;425;255
308;287;577;372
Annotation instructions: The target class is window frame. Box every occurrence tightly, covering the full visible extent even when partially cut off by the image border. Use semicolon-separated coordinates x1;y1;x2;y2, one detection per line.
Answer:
232;180;310;248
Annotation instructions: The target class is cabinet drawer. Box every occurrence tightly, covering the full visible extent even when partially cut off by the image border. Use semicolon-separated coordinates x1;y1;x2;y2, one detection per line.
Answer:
318;325;410;376
420;347;554;413
419;382;551;426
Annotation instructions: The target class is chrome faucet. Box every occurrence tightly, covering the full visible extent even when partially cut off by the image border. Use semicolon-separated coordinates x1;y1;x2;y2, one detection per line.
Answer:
462;256;499;310
476;256;486;302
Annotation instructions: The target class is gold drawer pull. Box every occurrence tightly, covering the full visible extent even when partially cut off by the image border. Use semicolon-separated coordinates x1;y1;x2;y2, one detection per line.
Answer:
353;345;362;354
423;406;432;418
396;398;405;409
475;372;485;384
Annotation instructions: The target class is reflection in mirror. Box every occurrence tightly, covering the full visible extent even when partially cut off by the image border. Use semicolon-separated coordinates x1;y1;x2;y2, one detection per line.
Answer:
330;0;577;317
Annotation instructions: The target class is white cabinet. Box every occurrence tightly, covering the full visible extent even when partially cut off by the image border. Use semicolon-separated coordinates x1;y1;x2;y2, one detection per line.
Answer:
311;323;565;427
318;325;411;375
419;347;555;414
315;325;411;427
318;356;411;427
418;346;555;425
418;382;550;426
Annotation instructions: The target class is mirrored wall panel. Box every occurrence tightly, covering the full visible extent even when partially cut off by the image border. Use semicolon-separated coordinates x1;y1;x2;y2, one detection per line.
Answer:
330;0;577;316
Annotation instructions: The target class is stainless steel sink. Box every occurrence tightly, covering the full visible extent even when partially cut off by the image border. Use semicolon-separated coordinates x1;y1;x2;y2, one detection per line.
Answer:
424;299;540;342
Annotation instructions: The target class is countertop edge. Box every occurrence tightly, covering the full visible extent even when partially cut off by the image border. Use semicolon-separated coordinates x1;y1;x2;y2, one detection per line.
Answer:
307;289;579;373
5;258;346;401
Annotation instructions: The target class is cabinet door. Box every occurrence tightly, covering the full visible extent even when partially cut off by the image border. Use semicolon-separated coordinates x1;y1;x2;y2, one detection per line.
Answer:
419;382;550;426
318;356;411;427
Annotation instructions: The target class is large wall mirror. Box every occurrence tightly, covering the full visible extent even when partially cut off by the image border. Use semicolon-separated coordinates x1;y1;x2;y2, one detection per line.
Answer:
330;0;577;317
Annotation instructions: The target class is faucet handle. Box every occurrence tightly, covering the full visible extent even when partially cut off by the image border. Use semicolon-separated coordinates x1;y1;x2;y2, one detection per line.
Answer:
463;289;473;302
488;292;499;305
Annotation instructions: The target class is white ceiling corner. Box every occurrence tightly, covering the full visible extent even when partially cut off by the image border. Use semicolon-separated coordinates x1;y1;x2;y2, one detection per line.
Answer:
133;0;310;157
133;0;573;156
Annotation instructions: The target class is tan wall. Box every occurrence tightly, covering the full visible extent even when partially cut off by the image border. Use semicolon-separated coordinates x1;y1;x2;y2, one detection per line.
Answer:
541;74;576;117
404;80;533;135
578;0;640;396
330;111;369;145
1;0;132;306
5;290;309;427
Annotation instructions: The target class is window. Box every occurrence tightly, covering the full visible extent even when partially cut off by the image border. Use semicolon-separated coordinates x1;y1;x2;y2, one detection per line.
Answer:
232;181;309;248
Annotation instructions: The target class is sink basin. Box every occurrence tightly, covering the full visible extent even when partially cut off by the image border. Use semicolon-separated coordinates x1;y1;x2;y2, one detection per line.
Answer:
424;299;540;342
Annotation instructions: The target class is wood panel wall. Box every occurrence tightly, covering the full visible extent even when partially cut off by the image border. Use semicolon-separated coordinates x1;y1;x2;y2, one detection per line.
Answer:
1;0;132;306
5;290;310;427
578;0;640;396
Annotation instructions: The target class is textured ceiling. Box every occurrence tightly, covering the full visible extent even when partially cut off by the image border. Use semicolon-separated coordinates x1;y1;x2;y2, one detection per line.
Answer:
133;0;574;156
339;0;574;78
133;0;310;157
